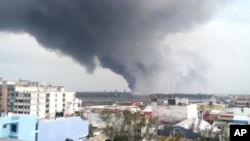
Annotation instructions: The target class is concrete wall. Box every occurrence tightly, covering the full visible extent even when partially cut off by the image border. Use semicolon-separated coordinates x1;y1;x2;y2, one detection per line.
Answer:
17;115;38;141
38;117;89;141
0;86;8;111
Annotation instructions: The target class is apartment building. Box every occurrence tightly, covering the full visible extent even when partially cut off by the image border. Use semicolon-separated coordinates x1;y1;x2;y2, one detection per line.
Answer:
0;78;82;119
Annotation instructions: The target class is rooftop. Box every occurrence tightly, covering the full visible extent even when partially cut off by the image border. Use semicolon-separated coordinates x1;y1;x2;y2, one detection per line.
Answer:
0;138;25;141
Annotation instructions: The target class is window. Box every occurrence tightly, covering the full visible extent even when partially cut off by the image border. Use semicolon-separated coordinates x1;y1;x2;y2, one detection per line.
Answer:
3;124;7;128
24;93;30;97
18;106;24;109
35;123;39;130
11;124;17;132
35;133;38;141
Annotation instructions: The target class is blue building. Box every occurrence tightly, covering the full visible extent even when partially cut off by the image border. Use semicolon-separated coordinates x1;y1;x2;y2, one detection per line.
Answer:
0;114;89;141
0;114;38;141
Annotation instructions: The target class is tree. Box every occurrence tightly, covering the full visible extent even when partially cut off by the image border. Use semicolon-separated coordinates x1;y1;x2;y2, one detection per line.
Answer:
88;124;94;137
99;109;158;141
209;101;213;109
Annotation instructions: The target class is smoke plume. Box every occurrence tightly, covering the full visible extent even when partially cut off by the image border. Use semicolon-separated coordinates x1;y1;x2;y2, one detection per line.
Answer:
0;0;221;92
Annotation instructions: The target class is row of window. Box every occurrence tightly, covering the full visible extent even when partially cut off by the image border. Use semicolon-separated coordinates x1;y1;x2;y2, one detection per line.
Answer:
9;93;31;97
15;99;31;103
13;111;30;114
14;105;30;109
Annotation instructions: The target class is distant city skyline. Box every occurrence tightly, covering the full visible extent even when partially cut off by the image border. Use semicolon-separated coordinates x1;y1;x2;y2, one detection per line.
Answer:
1;1;250;94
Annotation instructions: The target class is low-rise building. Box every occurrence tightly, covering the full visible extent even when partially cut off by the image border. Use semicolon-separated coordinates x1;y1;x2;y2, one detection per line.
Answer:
0;114;89;141
0;114;38;141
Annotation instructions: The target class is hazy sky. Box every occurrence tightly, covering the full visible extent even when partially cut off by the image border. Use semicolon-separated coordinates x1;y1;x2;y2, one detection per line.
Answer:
0;0;250;94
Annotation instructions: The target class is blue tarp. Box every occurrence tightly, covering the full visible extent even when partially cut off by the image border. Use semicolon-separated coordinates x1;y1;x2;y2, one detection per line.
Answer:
232;120;248;124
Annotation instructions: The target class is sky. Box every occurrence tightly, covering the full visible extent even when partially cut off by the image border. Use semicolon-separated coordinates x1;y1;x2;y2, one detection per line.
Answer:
0;0;250;94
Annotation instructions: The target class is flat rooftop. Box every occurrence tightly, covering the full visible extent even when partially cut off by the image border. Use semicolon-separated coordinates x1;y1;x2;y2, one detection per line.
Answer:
0;138;26;141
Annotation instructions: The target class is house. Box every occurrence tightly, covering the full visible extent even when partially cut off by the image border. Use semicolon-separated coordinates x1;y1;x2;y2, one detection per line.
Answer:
170;118;212;139
173;118;212;132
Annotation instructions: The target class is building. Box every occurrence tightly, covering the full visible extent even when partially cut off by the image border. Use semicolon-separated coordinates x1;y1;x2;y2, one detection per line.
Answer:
163;98;189;106
0;114;89;141
236;101;249;107
225;107;250;117
171;118;212;139
0;137;26;141
0;114;38;141
143;104;198;123
0;78;82;119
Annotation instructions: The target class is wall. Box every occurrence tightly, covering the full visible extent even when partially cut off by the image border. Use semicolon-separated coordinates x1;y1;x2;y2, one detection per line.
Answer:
0;86;8;111
17;115;38;141
187;104;198;119
152;105;188;122
226;107;250;117
0;115;37;141
38;117;89;141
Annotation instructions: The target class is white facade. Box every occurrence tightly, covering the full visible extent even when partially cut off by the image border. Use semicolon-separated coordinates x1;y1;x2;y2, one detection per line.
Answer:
0;79;82;119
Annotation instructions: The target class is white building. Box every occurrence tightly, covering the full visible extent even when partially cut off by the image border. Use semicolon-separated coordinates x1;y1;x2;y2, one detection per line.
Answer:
0;78;82;119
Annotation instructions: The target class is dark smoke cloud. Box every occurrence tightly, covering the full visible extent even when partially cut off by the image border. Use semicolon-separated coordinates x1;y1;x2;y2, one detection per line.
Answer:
0;0;221;92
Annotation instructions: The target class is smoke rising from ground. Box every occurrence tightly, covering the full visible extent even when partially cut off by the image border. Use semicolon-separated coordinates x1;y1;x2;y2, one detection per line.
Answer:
0;0;221;92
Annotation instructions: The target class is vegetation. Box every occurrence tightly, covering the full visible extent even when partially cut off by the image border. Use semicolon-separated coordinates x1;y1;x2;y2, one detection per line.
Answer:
99;109;158;141
89;124;94;137
156;117;229;141
197;103;224;110
99;109;230;141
